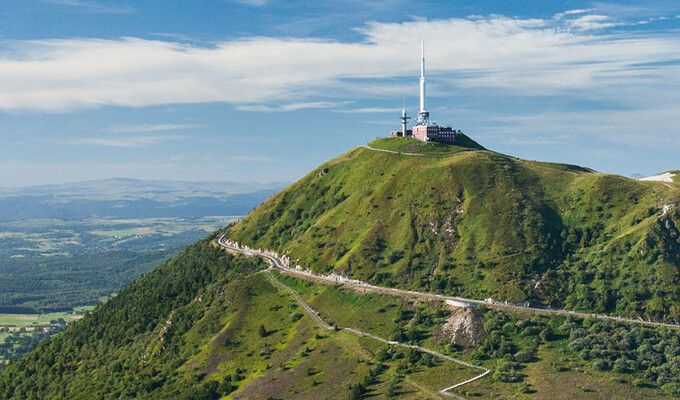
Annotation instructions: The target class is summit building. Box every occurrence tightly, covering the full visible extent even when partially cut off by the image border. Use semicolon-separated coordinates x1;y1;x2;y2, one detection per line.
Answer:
391;42;458;142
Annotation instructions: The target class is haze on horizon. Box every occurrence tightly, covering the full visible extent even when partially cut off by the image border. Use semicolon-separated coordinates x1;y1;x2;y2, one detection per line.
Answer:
2;0;680;187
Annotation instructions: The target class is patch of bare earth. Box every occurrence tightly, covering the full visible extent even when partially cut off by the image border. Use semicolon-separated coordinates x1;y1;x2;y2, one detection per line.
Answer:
438;306;485;347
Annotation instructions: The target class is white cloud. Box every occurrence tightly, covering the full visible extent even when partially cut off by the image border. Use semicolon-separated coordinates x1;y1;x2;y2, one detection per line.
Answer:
236;101;346;112
0;14;679;113
472;106;680;148
105;123;197;133
334;107;401;113
564;9;593;15
564;14;621;30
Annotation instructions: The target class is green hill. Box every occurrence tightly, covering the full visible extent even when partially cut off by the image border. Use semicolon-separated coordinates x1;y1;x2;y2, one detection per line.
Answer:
368;134;485;154
230;137;680;321
2;136;680;399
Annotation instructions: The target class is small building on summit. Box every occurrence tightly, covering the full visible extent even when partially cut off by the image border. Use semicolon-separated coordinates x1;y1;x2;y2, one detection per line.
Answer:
391;42;458;143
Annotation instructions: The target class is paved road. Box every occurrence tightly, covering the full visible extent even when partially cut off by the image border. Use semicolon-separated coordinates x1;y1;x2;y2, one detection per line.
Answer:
216;235;680;331
256;254;489;400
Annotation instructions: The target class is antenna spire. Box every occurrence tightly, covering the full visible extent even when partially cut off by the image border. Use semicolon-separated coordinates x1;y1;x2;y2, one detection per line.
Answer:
419;40;426;113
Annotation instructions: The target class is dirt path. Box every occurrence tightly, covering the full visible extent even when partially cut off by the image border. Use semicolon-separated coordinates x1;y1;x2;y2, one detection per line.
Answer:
260;268;489;399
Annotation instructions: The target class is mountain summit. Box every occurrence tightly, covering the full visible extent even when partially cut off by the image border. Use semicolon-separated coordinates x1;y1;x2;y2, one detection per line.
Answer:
230;136;680;321
2;136;680;399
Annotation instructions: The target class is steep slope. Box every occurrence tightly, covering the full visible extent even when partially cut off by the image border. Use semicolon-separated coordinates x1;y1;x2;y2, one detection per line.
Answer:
2;136;679;400
0;236;497;400
229;137;680;321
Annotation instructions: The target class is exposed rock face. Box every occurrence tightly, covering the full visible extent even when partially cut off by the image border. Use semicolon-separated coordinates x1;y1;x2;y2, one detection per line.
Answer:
440;306;485;347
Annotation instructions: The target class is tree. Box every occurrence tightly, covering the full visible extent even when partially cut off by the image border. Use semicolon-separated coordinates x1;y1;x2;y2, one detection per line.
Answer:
349;383;365;400
539;325;555;342
258;324;267;338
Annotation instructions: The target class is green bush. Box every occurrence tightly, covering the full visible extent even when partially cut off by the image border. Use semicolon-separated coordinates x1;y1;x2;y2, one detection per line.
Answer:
591;359;610;371
632;378;646;387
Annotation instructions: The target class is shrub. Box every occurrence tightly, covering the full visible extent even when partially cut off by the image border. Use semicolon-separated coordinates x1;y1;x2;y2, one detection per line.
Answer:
632;378;646;387
591;359;610;371
569;338;588;352
516;383;531;394
522;326;540;336
613;357;628;373
492;360;523;383
514;351;534;363
662;382;680;396
502;322;517;335
539;326;555;342
349;382;365;400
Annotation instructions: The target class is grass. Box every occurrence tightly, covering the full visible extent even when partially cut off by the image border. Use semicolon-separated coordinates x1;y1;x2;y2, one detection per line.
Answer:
0;312;82;327
274;270;404;338
462;346;666;399
369;134;485;155
670;170;680;183
167;271;477;399
229;137;680;321
257;272;677;399
72;305;96;313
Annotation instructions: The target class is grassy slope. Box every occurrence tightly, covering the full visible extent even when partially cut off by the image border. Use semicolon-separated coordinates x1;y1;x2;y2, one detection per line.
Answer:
229;138;680;321
369;134;485;154
269;272;678;399
0;239;475;400
671;171;680;183
1;237;677;398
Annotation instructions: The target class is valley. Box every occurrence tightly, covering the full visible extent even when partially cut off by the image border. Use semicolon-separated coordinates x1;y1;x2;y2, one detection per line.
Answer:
0;179;283;364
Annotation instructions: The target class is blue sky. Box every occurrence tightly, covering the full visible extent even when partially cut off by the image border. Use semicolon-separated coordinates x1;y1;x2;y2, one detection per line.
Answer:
1;0;680;187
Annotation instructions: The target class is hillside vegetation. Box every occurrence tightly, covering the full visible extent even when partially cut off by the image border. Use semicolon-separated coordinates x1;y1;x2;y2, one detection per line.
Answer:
3;246;678;398
1;136;679;399
0;237;492;399
369;134;485;155
230;137;680;321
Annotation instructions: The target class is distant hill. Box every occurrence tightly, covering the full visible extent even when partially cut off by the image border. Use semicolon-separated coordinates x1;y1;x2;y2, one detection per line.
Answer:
230;136;680;322
0;179;287;222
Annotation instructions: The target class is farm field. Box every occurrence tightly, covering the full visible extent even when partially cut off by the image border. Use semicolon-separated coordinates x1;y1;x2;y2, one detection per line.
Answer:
0;309;94;364
0;216;243;314
0;216;242;258
0;178;282;367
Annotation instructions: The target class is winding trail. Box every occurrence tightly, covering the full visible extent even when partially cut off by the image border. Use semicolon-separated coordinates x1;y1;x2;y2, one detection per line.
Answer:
215;233;680;397
262;263;489;399
359;144;426;156
360;144;477;157
217;235;489;398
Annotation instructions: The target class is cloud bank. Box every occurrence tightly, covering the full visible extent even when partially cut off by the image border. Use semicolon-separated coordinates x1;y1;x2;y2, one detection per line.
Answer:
0;12;679;112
